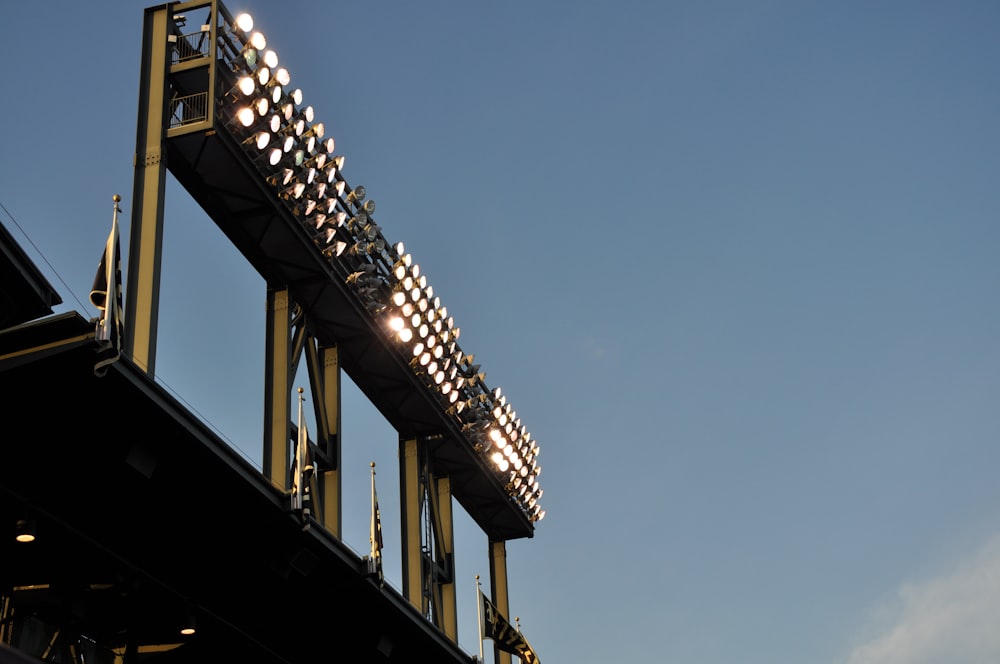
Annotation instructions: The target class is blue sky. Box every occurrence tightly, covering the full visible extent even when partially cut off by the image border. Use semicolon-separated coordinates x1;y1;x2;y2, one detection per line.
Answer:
3;1;1000;662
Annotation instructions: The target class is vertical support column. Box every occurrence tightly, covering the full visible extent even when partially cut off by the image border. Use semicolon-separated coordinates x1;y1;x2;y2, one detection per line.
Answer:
435;475;458;641
489;539;512;664
124;5;171;376
319;344;342;536
263;288;292;488
399;436;424;613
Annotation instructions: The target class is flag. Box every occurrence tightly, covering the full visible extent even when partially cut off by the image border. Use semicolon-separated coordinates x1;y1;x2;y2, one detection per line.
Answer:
90;196;124;377
291;390;314;525
480;592;540;664
369;462;384;583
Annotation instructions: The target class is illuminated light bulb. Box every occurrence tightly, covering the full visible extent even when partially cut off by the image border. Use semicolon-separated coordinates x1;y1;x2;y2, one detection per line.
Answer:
401;302;414;317
250;32;266;50
257;66;270;86
266;168;294;186
243;131;270;150
235;13;254;32
275;68;290;86
418;324;429;338
398;328;413;343
255;97;269;116
441;381;452;395
263;50;279;69
448;390;459;403
268;114;281;132
419;352;431;366
267;148;282;166
322;137;335;153
412;342;424;357
427;361;438;375
392;291;406;306
237;76;256;96
490;429;502;444
497;457;510;473
389;317;404;333
282;135;294;152
237;107;255;127
305;152;328;170
410;314;420;328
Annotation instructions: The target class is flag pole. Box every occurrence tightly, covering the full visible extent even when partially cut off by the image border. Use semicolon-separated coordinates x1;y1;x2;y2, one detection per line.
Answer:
292;387;304;511
369;461;384;584
91;193;124;376
369;461;376;560
476;574;484;663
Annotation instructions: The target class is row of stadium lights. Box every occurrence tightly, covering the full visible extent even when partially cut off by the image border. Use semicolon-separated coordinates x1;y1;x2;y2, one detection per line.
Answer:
215;13;544;523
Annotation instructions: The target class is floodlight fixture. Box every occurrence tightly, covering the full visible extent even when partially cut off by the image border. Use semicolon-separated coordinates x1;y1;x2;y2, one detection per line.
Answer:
237;75;255;96
234;12;253;33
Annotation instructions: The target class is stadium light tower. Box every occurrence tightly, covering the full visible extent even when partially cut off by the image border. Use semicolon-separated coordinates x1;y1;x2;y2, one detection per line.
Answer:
126;0;544;655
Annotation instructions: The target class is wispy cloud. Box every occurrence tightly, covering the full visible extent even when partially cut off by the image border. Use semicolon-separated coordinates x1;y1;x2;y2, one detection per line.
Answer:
840;533;1000;664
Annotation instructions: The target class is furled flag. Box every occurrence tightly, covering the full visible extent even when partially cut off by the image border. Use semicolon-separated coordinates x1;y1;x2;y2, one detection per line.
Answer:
90;195;125;377
480;591;540;664
291;388;314;527
369;461;384;583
